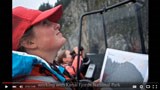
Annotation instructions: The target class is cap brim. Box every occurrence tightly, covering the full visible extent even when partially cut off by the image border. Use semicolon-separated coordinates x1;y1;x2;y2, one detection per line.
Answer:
31;5;62;25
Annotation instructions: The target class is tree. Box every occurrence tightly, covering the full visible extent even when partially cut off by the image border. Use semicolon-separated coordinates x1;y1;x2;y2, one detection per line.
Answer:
39;2;53;11
54;0;71;10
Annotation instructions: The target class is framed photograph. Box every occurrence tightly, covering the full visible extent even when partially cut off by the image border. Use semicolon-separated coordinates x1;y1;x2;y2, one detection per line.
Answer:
100;48;148;83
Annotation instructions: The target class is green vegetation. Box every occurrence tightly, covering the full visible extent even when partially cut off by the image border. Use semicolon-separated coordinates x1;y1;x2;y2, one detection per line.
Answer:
39;2;53;11
38;0;71;11
54;0;71;10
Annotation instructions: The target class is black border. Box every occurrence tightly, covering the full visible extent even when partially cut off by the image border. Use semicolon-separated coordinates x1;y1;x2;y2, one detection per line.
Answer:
149;0;160;83
0;0;12;89
0;0;159;89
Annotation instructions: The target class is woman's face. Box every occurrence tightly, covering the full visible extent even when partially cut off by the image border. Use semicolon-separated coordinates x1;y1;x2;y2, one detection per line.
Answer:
63;50;73;64
31;19;66;52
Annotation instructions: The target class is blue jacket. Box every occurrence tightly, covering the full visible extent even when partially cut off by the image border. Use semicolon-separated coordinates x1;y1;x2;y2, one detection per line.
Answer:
12;51;66;82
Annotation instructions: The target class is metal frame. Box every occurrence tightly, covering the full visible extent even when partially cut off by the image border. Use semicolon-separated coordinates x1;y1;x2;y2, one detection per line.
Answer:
75;0;146;89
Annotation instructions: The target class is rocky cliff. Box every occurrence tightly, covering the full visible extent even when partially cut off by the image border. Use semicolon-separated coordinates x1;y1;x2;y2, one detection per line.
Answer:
60;0;148;54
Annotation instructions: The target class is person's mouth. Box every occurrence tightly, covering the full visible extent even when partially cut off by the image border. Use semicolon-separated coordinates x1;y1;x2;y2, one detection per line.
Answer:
56;31;62;36
56;31;60;35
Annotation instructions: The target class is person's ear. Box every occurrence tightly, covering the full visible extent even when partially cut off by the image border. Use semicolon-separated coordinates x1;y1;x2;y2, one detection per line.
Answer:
21;40;37;49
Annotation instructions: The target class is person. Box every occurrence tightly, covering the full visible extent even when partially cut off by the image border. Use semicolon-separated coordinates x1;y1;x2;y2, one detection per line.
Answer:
12;4;100;90
56;47;90;77
12;5;75;90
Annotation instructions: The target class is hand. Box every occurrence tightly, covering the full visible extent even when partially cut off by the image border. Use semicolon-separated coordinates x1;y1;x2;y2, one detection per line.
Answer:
93;79;101;90
73;46;85;57
73;47;79;54
93;79;100;83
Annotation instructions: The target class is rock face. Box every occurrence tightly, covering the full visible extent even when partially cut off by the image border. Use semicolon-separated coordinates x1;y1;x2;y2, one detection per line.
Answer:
103;58;143;83
60;0;148;54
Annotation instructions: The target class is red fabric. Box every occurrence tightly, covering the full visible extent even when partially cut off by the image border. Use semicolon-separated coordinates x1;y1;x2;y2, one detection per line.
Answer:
71;56;82;71
12;5;63;50
62;56;84;78
13;65;65;90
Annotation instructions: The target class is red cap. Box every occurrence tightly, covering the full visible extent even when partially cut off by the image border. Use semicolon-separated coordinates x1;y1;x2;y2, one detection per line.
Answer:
12;5;63;50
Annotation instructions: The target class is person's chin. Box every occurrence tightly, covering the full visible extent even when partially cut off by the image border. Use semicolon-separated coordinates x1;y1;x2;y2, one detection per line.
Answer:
58;37;66;47
61;37;67;44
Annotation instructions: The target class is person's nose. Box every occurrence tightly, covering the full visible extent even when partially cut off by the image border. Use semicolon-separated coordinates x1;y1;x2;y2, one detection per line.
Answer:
54;23;60;30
